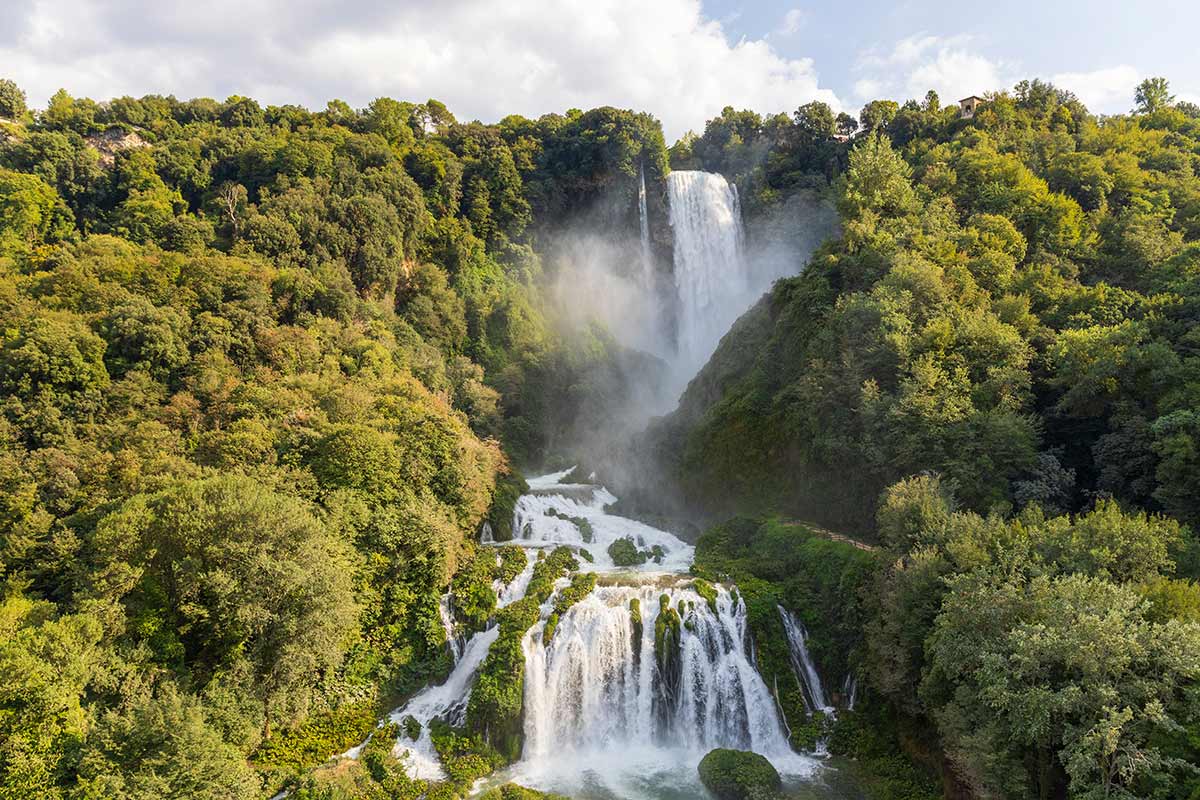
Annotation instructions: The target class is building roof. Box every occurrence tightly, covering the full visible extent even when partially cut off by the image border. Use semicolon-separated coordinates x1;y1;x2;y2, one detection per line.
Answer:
959;95;987;103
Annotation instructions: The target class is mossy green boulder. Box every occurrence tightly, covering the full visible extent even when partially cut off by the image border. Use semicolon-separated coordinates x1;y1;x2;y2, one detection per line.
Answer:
697;749;782;800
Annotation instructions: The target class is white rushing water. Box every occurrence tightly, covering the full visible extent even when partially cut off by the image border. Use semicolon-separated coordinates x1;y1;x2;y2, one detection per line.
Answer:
779;606;834;715
494;470;820;797
342;469;828;798
509;472;694;573
386;626;500;779
522;585;799;756
667;170;748;380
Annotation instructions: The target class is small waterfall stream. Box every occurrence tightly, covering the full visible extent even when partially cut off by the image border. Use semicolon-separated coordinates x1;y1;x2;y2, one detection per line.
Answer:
779;606;834;715
639;164;654;290
439;593;465;664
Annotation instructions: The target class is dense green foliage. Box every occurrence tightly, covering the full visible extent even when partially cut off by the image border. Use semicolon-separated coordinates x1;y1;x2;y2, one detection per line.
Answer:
5;68;1200;800
864;476;1200;798
697;748;782;800
0;77;668;799
674;80;1200;800
659;81;1200;533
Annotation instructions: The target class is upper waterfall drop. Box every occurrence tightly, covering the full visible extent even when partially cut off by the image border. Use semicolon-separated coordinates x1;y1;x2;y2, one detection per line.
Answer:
667;170;749;379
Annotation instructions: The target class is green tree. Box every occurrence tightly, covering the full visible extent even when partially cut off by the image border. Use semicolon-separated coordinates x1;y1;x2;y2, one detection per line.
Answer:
859;100;899;133
923;573;1200;799
0;168;75;256
74;684;261;800
0;595;102;800
88;476;358;737
1134;77;1175;114
836;131;918;219
0;78;26;119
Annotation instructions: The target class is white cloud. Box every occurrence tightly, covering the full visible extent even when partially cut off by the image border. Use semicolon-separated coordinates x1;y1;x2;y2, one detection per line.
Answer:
779;8;805;36
904;47;1007;103
853;78;885;101
1050;65;1140;114
853;33;1012;106
0;0;841;141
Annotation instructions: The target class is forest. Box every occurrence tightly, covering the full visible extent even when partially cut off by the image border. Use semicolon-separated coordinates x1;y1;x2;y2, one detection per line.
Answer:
1;69;1199;800
659;78;1200;799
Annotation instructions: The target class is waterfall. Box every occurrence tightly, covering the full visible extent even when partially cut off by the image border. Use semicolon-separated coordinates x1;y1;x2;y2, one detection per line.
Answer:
342;470;821;797
842;673;858;711
639;164;654;289
494;549;537;607
523;584;794;759
385;626;500;779
439;592;464;663
778;606;833;714
667;170;748;377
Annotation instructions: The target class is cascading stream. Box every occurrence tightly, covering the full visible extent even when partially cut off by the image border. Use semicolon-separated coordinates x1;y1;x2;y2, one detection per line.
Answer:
385;625;500;779
439;592;464;664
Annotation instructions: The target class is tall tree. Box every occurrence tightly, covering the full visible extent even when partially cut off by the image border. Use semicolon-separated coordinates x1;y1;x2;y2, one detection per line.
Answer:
1134;77;1175;113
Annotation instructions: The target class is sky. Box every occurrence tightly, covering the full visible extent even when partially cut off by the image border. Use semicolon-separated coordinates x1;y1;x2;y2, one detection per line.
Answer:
2;0;1197;141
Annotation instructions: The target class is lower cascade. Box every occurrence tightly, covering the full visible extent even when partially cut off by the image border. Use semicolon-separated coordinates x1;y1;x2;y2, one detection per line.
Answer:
523;585;790;757
355;468;824;797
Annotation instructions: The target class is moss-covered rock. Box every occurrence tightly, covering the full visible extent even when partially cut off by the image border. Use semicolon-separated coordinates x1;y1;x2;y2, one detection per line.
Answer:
693;578;719;613
495;544;528;584
654;593;683;721
697;749;782;800
478;782;571;800
630;597;643;664
401;715;421;741
542;612;559;645
466;547;579;761
429;718;505;787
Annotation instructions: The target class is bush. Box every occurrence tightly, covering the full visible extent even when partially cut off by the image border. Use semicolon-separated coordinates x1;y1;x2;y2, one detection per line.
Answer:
478;784;570;800
697;748;782;800
488;472;529;541
608;536;647;566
